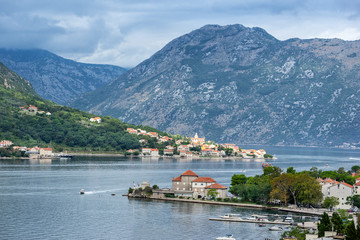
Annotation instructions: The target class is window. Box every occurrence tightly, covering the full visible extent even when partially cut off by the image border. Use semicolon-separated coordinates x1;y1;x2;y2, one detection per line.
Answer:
177;182;179;185
183;182;185;185
183;188;185;190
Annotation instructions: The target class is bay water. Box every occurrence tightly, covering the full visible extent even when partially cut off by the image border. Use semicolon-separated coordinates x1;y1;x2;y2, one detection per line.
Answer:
1;147;360;240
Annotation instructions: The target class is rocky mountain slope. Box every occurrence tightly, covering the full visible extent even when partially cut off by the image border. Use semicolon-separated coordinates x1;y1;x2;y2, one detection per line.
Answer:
0;49;126;104
0;62;37;96
69;24;360;148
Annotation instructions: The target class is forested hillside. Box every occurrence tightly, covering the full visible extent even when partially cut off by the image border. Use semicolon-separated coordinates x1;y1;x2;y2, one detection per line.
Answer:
0;62;171;152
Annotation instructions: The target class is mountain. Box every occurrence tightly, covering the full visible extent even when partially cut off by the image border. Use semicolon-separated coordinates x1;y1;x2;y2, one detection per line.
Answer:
0;49;126;104
0;62;37;96
68;24;360;148
0;61;171;152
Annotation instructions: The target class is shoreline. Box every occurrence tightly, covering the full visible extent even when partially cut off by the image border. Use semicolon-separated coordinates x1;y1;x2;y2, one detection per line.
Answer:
126;195;328;216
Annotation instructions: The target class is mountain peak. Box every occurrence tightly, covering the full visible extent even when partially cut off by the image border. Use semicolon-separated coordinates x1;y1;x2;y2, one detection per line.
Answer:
69;24;360;148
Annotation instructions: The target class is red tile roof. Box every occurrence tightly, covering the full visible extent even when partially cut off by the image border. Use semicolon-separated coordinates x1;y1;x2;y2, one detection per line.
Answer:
180;170;198;177
205;183;227;189
354;182;360;186
341;182;354;188
172;176;181;181
192;177;216;183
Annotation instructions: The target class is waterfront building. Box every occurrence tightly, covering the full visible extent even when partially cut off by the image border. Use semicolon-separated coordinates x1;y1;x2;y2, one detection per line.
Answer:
205;183;228;199
172;170;228;199
163;149;174;155
192;177;216;199
142;148;159;156
319;178;354;209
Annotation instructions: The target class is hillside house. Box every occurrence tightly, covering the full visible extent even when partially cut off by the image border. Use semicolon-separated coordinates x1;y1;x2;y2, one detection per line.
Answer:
90;117;101;123
178;145;190;152
319;178;354;209
28;105;38;112
0;140;13;148
158;136;173;143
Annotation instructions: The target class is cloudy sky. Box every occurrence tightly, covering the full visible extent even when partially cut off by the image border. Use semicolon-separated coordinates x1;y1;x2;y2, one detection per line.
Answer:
1;0;360;68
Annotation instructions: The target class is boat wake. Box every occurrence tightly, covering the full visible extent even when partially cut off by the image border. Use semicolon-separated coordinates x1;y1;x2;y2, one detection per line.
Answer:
349;158;360;160
83;189;121;195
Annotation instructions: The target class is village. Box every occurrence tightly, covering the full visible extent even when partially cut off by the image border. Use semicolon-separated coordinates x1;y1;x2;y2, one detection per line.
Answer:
126;127;272;159
129;168;360;211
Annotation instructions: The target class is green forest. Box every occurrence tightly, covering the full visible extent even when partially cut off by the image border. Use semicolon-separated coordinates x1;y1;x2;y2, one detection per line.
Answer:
0;84;174;153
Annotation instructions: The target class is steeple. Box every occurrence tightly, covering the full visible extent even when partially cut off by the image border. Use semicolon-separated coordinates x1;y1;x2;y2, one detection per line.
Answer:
194;133;198;138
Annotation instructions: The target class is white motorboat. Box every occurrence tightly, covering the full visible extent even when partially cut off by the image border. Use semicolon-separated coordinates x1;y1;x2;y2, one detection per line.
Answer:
269;225;283;231
216;234;236;240
247;216;257;221
284;215;294;223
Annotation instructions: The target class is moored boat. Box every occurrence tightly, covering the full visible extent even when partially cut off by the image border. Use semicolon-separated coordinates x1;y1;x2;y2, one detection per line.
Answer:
269;225;283;231
221;214;242;220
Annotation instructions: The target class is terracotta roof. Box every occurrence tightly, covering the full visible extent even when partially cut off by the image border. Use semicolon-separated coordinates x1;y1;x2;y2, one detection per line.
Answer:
205;183;227;189
172;176;181;181
40;148;52;151
192;177;216;183
354;182;360;186
180;170;198;177
341;182;354;188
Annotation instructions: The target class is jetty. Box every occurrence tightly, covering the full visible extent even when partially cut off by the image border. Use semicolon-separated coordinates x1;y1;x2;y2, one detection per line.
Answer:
209;218;292;225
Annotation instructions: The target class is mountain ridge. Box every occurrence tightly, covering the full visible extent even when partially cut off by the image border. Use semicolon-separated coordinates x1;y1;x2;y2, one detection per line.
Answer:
0;48;127;104
68;24;360;148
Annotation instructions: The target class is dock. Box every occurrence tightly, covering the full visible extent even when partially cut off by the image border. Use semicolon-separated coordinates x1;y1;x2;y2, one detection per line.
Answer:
209;218;292;225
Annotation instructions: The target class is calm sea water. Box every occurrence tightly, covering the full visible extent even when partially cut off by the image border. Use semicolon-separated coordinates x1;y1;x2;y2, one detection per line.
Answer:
1;147;360;240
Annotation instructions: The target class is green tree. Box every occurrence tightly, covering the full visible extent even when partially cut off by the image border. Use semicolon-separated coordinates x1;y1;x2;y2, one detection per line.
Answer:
263;166;282;180
231;174;247;186
287;167;296;174
323;196;340;210
225;148;233;156
331;212;344;235
345;221;357;240
281;227;307;240
318;212;332;237
347;195;360;208
207;188;219;198
351;165;360;173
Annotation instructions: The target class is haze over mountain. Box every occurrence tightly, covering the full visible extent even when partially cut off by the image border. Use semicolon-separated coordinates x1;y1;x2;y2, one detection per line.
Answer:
69;24;360;148
0;49;126;104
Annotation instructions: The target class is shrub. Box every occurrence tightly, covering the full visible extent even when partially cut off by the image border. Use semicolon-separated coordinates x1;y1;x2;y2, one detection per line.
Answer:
216;198;222;201
179;196;184;199
223;198;230;202
128;187;133;194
